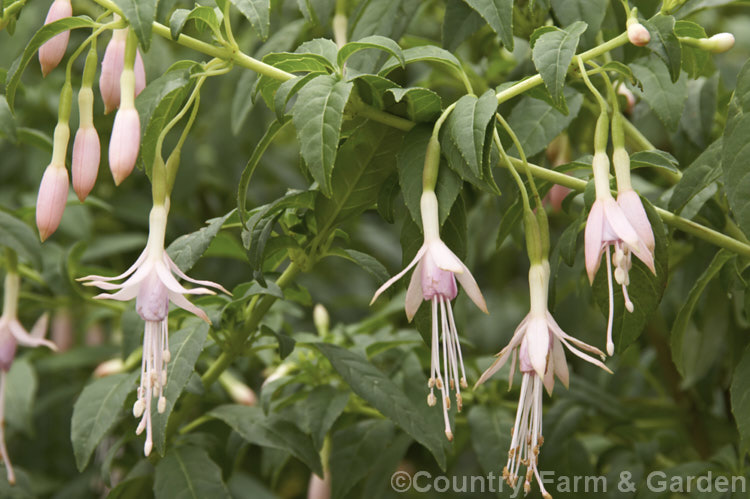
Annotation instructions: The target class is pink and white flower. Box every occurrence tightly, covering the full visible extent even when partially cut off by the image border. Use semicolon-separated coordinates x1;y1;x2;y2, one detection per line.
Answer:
78;203;229;455
475;263;609;497
371;191;487;440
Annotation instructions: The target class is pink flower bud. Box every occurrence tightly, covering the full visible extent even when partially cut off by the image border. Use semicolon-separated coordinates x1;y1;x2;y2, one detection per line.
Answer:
108;107;141;185
99;31;147;113
36;165;69;241
38;0;72;77
617;83;636;115
708;32;735;53
627;22;651;47
72;126;100;201
94;358;125;377
307;472;331;499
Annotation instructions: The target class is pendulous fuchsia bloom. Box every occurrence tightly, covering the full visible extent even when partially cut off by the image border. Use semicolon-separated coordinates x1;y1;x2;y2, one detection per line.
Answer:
585;151;655;355
371;191;488;441
0;271;57;484
38;0;72;77
475;262;610;498
100;28;146;114
78;203;229;455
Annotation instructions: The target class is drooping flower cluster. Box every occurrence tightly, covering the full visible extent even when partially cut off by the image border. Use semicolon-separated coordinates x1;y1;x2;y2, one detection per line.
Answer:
35;8;146;242
476;263;610;497
78;204;229;455
372;191;487;440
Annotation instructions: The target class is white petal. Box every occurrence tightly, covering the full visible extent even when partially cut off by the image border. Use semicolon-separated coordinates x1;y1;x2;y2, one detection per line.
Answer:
543;356;555;395
474;350;512;387
370;244;427;305
168;291;211;323
405;258;425;322
551;337;569;389
526;317;549;380
427;241;464;274
77;248;147;282
546;311;606;357
455;262;488;313
155;263;215;296
164;253;231;295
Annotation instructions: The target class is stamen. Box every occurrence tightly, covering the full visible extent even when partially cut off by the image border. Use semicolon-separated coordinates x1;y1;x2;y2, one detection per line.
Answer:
605;246;615;356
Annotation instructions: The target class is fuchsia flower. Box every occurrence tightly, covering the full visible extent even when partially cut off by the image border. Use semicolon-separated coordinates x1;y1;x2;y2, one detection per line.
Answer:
108;107;140;185
371;191;487;440
585;152;655;355
475;263;609;497
0;271;57;484
72;125;100;201
99;28;146;114
38;0;72;77
78;204;229;455
36;164;69;242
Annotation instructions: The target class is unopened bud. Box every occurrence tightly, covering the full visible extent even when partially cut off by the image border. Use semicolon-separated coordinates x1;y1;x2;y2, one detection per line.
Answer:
617;84;636;115
72;126;100;201
38;0;72;77
108;107;140;185
307;472;331;499
94;358;125;377
707;32;735;53
220;371;257;406
313;304;329;336
99;30;146;113
627;22;651;47
36;164;69;241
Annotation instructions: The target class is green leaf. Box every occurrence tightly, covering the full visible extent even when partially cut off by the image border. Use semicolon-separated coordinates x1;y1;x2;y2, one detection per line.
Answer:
398;125;462;226
229;0;270;40
643;14;682;83
167;211;234;273
629;150;680;175
506;86;583;157
329;420;395;499
169;7;222;39
260;324;296;359
630;56;688;132
209;404;323;475
5;359;37;435
113;0;157;51
316;343;447;469
154;446;230;499
0;95;17;142
274;74;321;120
337;35;404;69
732;344;750;456
669;138;721;215
71;372;138;471
151;321;210;455
292;74;353;197
350;74;398;110
531;22;587;112
671;249;734;384
327;248;390;285
722;60;750;238
0;211;42;268
386;87;442;122
674;20;711;78
467;405;512;476
591;198;668;351
296;38;339;69
550;0;606;48
463;0;514;50
379;45;462;78
4;16;96;111
314;123;404;235
445;90;498;177
680;75;718;148
441;0;484;51
282;385;350;450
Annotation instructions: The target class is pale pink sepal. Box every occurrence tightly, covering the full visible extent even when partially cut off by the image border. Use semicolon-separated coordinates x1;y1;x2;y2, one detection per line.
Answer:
405;258;424;322
36;165;69;242
584;200;605;283
38;0;72;77
617;189;655;252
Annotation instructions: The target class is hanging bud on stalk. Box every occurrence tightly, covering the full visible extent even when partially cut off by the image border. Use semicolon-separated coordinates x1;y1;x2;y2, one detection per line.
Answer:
626;21;650;47
38;0;72;77
72;45;101;201
99;28;146;114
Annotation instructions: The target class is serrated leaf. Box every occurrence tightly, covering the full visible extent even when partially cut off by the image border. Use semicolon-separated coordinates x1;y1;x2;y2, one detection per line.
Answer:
631;56;687;132
328;248;390;284
209;404;323;475
229;0;270;40
379;45;462;78
113;0;157;51
550;0;606;48
274;73;321;120
532;22;587;112
314;123;404;234
442;0;484;51
506;86;583;157
0;95;17;142
669;138;722;214
463;0;514;50
296;38;339;69
643;14;682;83
169;6;222;39
675;20;711;79
260;324;295;359
680;75;718;148
397;125;462;226
316;343;447;469
387;87;442;122
629;150;680;174
4;16;96;111
282;385;349;450
71;372;138;471
167;211;234;273
292;75;353;197
446;89;498;176
591;198;668;351
154;446;230;499
337;35;404;69
722;60;750;238
0;211;42;268
671;249;734;383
